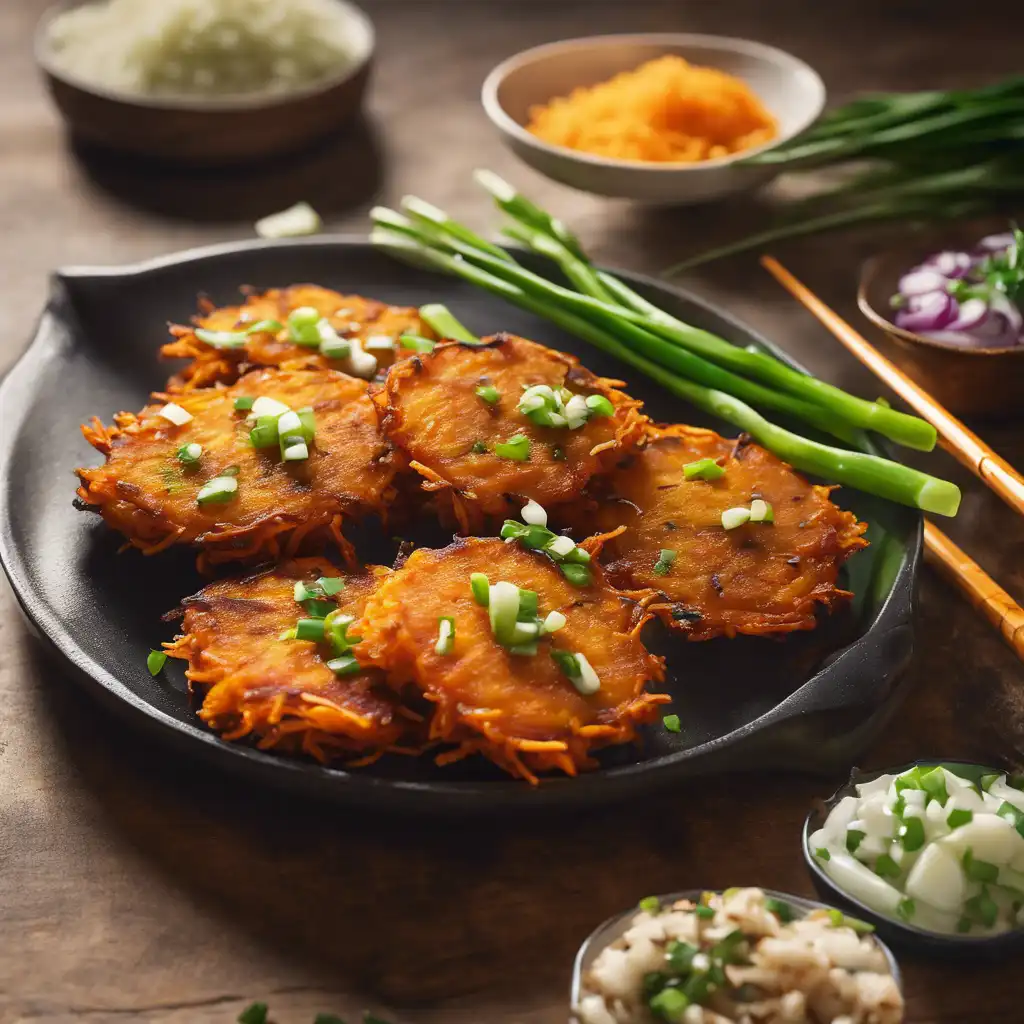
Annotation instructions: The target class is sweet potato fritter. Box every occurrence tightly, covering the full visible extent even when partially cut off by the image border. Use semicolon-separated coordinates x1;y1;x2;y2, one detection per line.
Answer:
377;333;647;530
77;368;401;564
162;285;431;388
564;425;868;640
167;558;417;763
355;537;668;783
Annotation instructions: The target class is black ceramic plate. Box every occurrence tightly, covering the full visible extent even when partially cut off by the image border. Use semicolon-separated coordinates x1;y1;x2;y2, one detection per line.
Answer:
0;239;921;811
804;759;1024;957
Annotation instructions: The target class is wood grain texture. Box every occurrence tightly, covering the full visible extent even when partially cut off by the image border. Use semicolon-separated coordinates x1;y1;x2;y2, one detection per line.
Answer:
3;2;1024;1023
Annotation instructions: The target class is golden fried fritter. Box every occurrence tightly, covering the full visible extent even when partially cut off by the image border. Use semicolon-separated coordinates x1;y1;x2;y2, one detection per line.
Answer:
167;558;417;762
77;368;401;564
564;425;868;640
163;285;432;388
355;537;668;783
377;333;647;531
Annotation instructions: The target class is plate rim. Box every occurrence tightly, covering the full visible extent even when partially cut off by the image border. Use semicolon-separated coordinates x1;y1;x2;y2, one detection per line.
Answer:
0;236;922;810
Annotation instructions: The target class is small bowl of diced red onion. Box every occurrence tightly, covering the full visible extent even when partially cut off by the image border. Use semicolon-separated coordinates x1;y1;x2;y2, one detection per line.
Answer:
859;227;1024;418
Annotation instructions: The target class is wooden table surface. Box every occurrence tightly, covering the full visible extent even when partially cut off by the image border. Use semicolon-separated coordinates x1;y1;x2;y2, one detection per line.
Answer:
3;2;1024;1022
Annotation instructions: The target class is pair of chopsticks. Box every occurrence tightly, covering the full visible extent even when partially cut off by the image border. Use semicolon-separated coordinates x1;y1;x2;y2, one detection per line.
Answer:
762;256;1024;661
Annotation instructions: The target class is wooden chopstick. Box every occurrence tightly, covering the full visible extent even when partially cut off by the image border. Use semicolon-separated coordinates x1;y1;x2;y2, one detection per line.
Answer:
924;522;1024;659
760;255;1024;661
761;255;1024;518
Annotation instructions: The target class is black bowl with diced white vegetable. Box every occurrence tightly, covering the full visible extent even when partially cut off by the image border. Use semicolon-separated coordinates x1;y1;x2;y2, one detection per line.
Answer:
804;760;1024;955
571;887;904;1023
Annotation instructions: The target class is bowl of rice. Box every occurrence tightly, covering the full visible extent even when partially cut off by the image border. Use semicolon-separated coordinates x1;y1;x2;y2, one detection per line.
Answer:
481;34;825;204
35;0;375;165
571;887;904;1023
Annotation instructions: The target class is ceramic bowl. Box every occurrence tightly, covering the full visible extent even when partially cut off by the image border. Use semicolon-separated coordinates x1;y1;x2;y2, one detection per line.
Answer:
570;888;903;1020
34;0;375;166
803;759;1024;957
859;237;1024;419
481;33;825;204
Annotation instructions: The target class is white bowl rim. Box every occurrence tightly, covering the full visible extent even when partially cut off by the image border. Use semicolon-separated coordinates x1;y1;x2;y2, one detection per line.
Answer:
34;0;375;112
481;31;826;173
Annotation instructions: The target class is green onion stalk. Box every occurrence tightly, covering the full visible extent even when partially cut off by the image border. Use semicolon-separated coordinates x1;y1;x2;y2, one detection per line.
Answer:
482;193;936;452
375;207;862;445
370;226;960;517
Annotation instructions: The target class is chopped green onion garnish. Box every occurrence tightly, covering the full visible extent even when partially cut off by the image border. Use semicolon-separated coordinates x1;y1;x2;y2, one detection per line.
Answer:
694;904;716;920
317;576;344;596
584;394;614;418
649;989;689;1018
947;808;973;829
683;458;725;481
542;610;566;633
721;506;751;530
516;588;539;622
475;384;500;404
919;765;949;805
749;499;774;523
146;649;167;676
294;581;320;603
282;440;309;461
815;847;831;861
665;939;697;972
157;402;193;426
638;896;660;914
197;475;238;505
875;854;901;878
399;333;436;353
551;649;600;694
296;406;316;442
827;909;845;928
470;573;490;607
233;396;255;411
325;610;357;656
327;655;361;676
195;328;249;349
963;848;1000;883
997;800;1024;838
176;442;202;465
488;581;521;647
494;434;530;461
896;766;924;793
251;396;290;419
295;618;326;642
319;327;352;364
846;829;866;853
965;888;999;927
521;499;547;526
302;599;336;619
663;713;681;733
508;641;538;656
287;306;322;346
245;319;284;335
237;1001;269;1024
979;773;1001;792
249;415;281;449
470;440;488;454
898;816;926;851
560;563;592;587
254;201;322;239
551;649;580;679
435;616;455;656
764;897;795;922
897;898;916;921
653;548;677;576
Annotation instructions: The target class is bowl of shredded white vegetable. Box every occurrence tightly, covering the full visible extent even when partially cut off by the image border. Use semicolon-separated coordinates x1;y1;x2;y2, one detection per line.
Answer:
35;0;375;164
805;760;1024;954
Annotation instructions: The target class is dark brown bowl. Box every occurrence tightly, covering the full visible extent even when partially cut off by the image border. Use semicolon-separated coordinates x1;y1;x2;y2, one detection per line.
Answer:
858;232;1024;419
34;0;374;166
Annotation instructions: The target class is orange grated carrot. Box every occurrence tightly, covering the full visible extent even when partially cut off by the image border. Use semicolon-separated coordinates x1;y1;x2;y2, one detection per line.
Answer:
525;55;778;164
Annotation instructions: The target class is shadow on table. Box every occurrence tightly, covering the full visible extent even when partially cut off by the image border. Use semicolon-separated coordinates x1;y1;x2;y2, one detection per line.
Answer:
66;116;384;223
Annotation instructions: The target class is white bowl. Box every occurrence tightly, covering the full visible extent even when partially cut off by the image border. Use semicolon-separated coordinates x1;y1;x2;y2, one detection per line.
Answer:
481;33;825;204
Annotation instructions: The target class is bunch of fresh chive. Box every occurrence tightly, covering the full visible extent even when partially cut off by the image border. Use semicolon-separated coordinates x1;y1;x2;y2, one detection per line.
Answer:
368;172;961;517
667;76;1024;270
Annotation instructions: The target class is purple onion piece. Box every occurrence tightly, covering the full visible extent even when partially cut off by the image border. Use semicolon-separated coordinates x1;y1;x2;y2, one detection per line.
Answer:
946;298;989;332
895;291;957;332
924;250;974;279
978;233;1014;252
897;269;949;296
917;329;1000;348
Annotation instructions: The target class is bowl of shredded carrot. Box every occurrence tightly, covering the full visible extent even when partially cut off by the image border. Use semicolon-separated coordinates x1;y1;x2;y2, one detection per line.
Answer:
481;33;825;204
